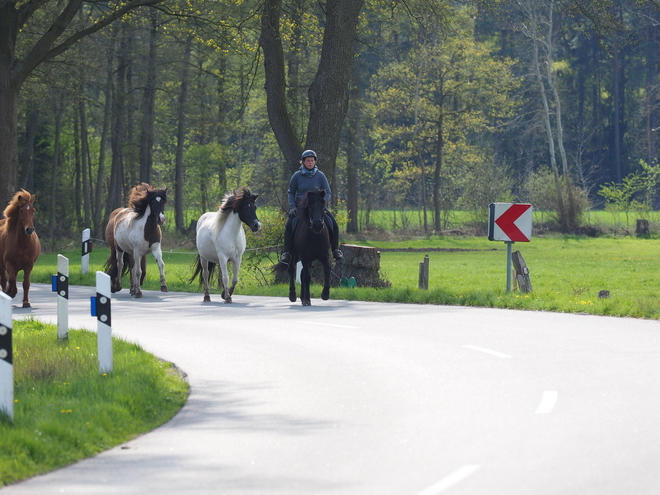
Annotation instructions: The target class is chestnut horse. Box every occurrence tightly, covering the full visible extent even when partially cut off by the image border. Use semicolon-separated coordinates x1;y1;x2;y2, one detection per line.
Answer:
104;184;168;298
0;190;41;308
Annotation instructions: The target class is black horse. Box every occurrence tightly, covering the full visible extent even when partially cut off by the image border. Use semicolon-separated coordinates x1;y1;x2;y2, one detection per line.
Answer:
273;190;331;306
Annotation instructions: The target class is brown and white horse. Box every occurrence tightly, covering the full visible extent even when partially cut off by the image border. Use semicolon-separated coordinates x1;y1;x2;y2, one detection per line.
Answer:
104;184;168;298
0;190;41;307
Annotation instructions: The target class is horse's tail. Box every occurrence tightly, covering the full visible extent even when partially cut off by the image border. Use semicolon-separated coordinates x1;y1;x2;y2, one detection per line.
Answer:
271;260;290;278
190;255;216;284
104;250;132;278
103;249;118;277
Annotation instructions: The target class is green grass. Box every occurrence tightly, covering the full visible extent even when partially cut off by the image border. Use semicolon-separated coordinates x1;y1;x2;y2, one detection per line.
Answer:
0;319;189;486
26;233;660;319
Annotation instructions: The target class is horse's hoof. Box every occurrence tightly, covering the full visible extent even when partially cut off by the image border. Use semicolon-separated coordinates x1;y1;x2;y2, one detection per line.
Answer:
22;302;31;308
289;294;297;303
133;292;143;299
322;290;330;300
224;297;232;304
203;296;211;302
161;286;168;292
302;300;311;306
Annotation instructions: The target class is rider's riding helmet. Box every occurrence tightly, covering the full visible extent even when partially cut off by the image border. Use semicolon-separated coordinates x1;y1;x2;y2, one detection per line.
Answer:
301;150;317;161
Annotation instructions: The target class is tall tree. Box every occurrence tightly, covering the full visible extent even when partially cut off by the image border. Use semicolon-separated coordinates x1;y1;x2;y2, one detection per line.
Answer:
259;0;365;204
0;0;165;210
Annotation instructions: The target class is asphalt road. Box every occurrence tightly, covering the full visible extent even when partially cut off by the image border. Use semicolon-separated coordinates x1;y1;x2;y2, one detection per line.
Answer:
3;282;660;494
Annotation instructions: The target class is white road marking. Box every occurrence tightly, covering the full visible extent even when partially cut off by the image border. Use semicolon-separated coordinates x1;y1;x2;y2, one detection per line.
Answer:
462;345;512;359
299;321;359;329
535;390;558;414
414;465;482;495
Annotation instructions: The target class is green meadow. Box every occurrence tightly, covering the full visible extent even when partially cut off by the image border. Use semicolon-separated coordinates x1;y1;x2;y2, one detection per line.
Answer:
27;233;660;319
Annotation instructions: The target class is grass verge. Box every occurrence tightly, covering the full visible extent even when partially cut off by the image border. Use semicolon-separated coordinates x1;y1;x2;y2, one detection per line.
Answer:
0;318;189;487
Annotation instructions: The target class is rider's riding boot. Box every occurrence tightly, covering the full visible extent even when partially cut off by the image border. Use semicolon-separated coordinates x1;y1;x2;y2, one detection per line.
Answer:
333;249;343;261
280;252;291;265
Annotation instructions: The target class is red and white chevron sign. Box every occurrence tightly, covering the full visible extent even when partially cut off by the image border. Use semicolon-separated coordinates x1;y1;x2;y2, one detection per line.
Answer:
488;203;533;242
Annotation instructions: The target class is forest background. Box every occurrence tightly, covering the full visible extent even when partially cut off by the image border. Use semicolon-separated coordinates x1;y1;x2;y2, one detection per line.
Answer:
2;0;660;250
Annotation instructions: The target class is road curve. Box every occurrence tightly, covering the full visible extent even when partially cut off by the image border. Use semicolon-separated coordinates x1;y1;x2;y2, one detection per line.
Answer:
3;283;660;495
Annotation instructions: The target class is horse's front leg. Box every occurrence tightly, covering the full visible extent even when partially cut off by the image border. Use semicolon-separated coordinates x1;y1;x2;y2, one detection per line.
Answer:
288;259;297;302
218;257;232;303
300;263;311;306
152;244;168;292
4;262;17;299
321;259;331;301
21;267;33;308
226;255;242;301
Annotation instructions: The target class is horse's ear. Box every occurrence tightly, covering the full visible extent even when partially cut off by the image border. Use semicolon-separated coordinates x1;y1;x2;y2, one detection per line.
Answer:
252;193;259;201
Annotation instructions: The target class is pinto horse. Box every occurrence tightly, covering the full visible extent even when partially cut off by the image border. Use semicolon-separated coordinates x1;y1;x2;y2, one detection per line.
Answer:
0;190;41;308
273;190;331;306
104;185;168;298
191;187;260;303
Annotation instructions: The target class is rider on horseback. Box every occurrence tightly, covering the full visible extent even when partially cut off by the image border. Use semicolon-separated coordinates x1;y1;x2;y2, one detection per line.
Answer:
280;149;343;265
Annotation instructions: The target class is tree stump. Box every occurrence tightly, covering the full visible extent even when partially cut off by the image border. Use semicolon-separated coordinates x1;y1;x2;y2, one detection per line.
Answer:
512;250;532;293
636;219;650;236
333;244;391;288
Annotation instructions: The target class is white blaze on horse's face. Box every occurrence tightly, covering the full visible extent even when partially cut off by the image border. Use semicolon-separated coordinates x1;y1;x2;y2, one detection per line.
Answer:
155;196;166;225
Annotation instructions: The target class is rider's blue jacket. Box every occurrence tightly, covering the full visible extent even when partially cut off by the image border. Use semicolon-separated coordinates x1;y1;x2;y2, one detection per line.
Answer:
287;165;331;210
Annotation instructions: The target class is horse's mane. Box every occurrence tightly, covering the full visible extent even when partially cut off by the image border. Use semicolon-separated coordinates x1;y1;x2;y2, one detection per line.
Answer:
214;187;254;232
297;189;325;212
126;183;153;207
2;189;35;230
131;187;167;219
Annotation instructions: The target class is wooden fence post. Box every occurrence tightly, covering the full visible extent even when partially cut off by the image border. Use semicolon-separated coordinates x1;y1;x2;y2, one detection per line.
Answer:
512;250;532;293
418;255;429;290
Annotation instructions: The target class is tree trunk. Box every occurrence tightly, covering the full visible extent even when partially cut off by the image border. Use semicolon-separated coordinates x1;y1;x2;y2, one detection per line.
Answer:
0;83;20;212
106;25;128;216
79;97;91;228
49;98;65;249
175;36;193;233
306;0;365;206
346;62;361;233
139;11;158;184
260;0;302;172
19;104;38;191
433;109;443;232
95;33;115;238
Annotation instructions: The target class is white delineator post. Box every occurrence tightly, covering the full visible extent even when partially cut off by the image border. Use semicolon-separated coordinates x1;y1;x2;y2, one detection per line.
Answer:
81;229;92;275
0;292;13;421
95;272;113;374
57;254;69;340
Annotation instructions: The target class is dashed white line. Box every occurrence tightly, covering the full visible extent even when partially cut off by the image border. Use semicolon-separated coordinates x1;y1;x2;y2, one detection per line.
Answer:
414;465;482;495
535;390;558;414
299;321;359;329
462;345;512;359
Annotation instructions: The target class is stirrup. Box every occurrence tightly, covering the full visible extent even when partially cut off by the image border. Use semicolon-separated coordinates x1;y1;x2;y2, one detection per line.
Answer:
333;249;343;261
280;252;291;265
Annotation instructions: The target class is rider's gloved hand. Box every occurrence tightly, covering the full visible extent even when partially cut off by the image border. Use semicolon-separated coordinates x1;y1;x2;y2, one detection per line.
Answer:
288;208;297;218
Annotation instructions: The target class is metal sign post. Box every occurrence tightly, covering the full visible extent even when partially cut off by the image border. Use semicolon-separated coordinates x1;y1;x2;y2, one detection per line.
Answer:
488;203;533;292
